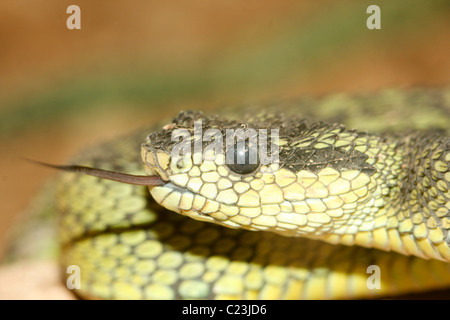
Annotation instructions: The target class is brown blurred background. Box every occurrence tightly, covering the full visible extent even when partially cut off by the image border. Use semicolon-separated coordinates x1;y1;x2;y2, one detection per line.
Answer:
0;0;449;261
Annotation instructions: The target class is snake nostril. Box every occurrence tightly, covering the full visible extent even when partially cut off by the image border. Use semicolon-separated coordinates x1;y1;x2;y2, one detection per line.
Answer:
176;159;185;169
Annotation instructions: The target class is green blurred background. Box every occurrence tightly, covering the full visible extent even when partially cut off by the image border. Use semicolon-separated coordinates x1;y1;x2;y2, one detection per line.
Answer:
0;0;449;259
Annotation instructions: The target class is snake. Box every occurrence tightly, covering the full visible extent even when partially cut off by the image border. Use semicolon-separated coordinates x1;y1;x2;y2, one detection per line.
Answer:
39;87;450;299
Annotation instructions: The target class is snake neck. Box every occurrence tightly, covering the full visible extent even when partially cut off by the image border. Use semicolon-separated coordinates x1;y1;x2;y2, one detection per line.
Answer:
393;133;449;260
320;132;450;262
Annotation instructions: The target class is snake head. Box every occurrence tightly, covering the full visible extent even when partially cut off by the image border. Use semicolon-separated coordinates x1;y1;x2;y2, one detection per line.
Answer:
139;110;398;241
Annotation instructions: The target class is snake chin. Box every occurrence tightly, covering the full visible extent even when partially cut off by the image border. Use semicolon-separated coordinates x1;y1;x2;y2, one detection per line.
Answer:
149;183;239;229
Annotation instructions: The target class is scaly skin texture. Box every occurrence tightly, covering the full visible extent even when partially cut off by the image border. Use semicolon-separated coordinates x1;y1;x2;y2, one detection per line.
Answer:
57;88;450;299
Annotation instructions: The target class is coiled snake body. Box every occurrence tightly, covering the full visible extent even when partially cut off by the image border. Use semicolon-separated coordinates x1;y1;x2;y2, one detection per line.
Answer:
56;88;450;299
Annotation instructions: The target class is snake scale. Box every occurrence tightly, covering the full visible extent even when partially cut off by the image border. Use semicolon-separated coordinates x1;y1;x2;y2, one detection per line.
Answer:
51;88;450;299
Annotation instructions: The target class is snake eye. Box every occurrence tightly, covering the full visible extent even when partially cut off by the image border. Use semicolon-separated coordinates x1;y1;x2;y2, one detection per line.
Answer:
226;140;260;175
